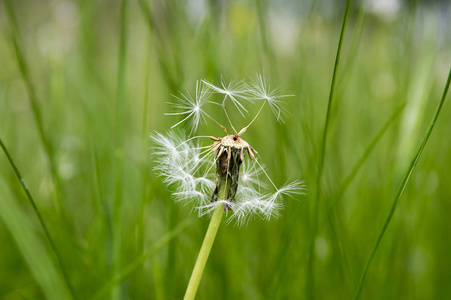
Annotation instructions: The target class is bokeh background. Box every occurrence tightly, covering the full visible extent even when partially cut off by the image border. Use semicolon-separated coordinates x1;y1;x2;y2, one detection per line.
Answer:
1;0;450;299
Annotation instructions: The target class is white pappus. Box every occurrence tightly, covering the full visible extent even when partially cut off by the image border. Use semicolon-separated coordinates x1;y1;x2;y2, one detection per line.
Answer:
151;75;304;226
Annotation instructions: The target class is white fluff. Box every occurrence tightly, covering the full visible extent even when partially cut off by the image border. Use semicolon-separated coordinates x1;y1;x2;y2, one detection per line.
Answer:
151;75;304;226
165;80;210;133
247;74;294;123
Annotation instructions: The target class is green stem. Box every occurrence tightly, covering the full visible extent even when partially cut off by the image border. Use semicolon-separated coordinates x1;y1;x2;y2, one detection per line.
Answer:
184;203;225;300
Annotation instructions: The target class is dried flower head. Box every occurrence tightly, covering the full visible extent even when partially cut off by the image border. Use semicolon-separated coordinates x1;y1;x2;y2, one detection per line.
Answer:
152;75;304;226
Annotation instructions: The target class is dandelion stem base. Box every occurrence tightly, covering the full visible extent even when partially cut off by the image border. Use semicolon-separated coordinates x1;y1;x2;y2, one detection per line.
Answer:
183;204;224;300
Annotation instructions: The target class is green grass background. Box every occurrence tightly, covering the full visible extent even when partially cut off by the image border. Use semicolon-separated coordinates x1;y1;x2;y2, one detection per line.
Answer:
0;0;450;299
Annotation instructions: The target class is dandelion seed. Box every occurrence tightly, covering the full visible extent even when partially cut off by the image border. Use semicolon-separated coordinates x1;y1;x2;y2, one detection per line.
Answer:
202;76;250;117
247;74;294;123
265;180;305;203
166;80;210;133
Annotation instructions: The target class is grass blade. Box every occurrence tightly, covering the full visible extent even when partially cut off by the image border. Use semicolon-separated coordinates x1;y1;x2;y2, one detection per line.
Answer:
313;103;407;290
306;0;351;297
255;0;277;73
0;137;75;299
354;67;451;299
0;181;71;300
92;218;193;300
137;0;179;92
137;34;153;258
4;0;64;211
334;102;406;208
112;0;129;299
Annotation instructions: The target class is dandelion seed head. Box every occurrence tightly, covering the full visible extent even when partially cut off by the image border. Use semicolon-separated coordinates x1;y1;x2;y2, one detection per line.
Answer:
152;76;303;226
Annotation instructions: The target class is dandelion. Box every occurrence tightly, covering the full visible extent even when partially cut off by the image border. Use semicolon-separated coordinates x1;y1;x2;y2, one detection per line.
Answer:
151;76;304;300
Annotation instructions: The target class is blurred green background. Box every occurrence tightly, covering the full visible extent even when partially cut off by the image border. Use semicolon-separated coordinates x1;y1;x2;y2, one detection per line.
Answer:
0;0;450;299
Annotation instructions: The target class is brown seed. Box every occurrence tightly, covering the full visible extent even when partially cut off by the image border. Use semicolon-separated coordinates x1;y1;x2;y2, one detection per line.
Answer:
211;141;221;152
216;146;224;159
248;147;255;160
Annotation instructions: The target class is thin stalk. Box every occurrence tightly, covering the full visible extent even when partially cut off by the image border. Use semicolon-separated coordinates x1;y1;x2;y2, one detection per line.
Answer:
354;67;451;299
245;100;266;130
92;142;114;270
137;20;152;258
306;0;351;297
222;95;237;134
115;0;129;137
201;110;228;132
339;0;367;86
184;185;227;300
0;137;75;299
112;0;129;298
